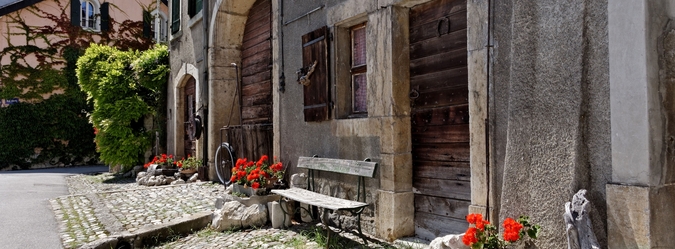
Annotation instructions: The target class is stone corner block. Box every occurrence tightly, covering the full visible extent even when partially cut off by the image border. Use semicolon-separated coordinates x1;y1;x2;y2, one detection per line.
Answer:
378;153;413;192
376;190;414;241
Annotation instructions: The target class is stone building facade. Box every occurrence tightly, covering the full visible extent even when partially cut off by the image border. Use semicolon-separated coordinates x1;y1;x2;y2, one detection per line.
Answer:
168;0;675;247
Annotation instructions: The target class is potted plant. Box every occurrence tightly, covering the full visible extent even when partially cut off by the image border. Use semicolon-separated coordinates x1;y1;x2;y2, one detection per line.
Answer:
143;153;179;176
230;155;284;196
178;154;201;175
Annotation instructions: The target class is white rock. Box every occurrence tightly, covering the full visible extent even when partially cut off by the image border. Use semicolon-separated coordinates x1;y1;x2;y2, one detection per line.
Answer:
187;173;198;183
212;201;268;231
429;234;468;249
267;201;292;228
290;173;308;189
136;171;147;180
300;202;314;223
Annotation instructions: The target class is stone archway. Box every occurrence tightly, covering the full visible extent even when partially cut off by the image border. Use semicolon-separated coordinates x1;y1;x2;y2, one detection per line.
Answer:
172;63;200;158
206;0;261;179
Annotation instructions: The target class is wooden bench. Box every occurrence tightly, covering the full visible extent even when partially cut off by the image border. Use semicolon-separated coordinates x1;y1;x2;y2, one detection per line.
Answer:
271;156;377;245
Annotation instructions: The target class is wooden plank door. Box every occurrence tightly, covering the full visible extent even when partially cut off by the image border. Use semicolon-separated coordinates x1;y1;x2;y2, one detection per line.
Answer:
184;77;196;157
241;0;273;125
409;0;470;240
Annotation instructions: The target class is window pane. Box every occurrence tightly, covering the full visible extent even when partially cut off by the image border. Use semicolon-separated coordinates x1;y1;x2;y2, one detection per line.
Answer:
81;2;86;27
88;3;94;28
353;73;367;113
352;27;366;67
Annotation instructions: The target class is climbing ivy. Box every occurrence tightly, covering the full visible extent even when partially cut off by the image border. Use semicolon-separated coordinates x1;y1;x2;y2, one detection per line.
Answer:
77;44;168;170
0;0;158;169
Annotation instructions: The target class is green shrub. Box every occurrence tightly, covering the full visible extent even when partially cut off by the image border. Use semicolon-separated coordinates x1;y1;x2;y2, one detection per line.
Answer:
0;93;97;169
77;44;168;170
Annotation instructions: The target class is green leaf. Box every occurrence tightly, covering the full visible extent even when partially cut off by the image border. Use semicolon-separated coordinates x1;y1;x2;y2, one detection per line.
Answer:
471;241;484;249
527;225;540;239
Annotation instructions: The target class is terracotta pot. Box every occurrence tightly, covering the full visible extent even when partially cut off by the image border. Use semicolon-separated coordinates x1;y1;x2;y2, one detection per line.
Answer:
180;168;197;174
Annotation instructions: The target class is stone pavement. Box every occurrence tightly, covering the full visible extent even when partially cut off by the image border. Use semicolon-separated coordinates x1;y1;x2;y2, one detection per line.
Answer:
50;173;420;248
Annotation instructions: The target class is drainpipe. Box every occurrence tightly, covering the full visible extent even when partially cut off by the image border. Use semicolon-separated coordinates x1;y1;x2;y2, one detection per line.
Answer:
485;0;494;222
201;0;210;173
278;0;285;93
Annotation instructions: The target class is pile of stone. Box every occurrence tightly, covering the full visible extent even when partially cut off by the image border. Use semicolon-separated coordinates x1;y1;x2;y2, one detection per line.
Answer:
211;186;292;232
135;164;198;186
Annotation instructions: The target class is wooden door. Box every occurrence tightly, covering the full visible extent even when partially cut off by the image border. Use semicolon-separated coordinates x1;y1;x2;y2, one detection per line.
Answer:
241;0;272;124
184;77;196;157
409;0;470;239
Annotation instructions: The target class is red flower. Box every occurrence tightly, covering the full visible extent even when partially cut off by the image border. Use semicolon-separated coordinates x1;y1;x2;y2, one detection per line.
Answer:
503;231;520;242
466;213;482;224
93;127;99;135
462;227;478;246
476;218;490;230
251;182;260;189
502;217;523;242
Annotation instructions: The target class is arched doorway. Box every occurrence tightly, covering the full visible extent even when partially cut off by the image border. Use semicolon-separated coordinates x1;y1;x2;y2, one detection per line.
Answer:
240;0;272;125
208;0;273;180
184;76;197;157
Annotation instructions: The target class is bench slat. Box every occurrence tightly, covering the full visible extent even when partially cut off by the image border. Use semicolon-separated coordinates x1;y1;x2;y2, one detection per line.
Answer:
297;157;377;177
271;188;368;211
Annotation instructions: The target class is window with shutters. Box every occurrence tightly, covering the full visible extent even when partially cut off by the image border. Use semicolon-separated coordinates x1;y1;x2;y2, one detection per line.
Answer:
301;26;330;122
170;0;180;34
145;10;168;42
71;0;107;31
188;0;202;18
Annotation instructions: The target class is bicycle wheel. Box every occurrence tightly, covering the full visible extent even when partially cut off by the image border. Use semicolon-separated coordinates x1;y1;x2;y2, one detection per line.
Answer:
214;142;235;185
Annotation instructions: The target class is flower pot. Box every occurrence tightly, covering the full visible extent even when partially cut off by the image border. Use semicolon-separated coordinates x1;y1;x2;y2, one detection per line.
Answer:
180;168;197;174
232;183;267;197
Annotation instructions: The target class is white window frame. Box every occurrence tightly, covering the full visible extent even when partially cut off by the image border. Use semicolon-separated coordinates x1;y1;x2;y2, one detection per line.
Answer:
151;10;168;42
80;0;101;31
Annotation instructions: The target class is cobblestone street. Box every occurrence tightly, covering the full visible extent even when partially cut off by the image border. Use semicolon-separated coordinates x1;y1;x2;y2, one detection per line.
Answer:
49;172;418;249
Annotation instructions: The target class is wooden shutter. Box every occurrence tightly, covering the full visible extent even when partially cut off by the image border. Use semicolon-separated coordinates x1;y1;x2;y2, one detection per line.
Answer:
188;0;202;17
70;0;80;27
171;0;179;34
142;10;151;38
100;2;109;31
302;26;329;122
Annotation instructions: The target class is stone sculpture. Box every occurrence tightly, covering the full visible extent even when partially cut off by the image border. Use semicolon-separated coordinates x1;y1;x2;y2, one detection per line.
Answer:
564;189;600;249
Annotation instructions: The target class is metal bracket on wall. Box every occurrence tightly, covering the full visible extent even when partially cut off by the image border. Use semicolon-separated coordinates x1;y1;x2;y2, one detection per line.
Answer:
284;5;324;26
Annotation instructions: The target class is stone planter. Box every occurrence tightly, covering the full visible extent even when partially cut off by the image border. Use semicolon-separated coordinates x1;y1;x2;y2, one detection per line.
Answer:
233;183;267;197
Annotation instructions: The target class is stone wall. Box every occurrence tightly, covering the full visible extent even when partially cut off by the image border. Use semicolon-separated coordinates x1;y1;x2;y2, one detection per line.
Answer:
489;0;611;247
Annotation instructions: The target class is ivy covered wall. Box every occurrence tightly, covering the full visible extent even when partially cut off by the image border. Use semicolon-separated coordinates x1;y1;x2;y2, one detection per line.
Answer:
0;0;159;169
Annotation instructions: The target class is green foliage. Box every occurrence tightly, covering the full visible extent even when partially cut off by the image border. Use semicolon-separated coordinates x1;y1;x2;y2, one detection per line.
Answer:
0;0;160;169
77;44;168;170
0;94;96;169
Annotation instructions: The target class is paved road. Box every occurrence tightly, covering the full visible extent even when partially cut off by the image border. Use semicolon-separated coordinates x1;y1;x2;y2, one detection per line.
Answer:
0;166;108;249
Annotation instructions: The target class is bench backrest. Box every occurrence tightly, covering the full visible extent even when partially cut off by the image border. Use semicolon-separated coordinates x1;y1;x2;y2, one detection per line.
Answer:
297;156;377;178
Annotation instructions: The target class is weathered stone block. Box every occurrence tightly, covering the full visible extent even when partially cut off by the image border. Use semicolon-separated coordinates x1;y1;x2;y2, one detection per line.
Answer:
267;201;292;228
211;201;268;232
376;190;414;241
379;153;412;192
379;116;412;154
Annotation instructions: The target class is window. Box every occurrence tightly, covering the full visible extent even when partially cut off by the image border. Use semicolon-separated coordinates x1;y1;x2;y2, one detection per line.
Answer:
152;12;168;42
80;1;95;29
80;0;100;30
145;10;168;42
188;0;202;18
171;0;179;34
350;23;367;114
70;0;107;31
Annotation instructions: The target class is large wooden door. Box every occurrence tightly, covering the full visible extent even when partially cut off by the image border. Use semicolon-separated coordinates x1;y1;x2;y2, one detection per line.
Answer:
241;0;272;125
184;77;196;157
409;0;470;240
